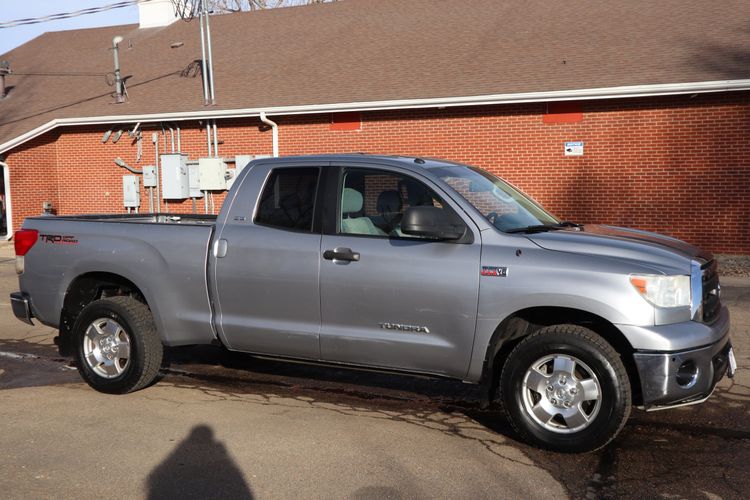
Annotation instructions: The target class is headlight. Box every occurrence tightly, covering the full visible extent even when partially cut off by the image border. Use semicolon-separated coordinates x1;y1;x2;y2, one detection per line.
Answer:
630;274;690;308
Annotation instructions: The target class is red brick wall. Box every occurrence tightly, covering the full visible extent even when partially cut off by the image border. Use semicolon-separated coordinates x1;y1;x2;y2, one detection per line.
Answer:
4;91;749;253
5;132;60;224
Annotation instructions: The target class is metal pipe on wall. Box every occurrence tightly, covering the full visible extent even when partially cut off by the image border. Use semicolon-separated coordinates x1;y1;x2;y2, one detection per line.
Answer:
205;122;212;157
198;4;210;106
152;132;161;214
205;6;216;105
176;124;181;152
168;125;175;153
212;120;218;157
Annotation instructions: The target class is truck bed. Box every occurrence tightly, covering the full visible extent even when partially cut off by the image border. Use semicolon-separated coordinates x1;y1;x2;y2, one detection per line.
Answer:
18;213;217;347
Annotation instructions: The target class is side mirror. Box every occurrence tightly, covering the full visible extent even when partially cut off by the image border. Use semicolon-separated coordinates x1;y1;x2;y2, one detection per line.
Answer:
401;206;467;240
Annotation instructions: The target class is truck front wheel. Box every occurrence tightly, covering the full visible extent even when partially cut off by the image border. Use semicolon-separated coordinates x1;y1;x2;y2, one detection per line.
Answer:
73;296;163;394
500;324;631;453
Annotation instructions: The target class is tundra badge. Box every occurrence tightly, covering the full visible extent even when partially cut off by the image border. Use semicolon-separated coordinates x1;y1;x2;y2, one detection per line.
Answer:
379;323;430;334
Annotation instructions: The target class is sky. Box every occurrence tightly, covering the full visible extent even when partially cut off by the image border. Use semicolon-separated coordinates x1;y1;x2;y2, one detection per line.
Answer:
0;0;140;56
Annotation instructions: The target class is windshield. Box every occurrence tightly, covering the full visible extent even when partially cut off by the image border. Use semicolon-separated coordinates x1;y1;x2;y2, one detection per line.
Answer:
430;165;560;232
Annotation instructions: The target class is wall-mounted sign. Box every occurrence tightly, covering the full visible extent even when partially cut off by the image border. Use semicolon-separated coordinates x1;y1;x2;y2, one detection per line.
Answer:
564;141;584;156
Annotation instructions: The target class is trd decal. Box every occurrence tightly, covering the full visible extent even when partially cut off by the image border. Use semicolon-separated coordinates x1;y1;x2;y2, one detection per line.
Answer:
39;234;79;245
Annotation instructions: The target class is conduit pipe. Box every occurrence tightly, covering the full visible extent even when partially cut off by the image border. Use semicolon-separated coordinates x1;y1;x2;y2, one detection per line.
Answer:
198;8;210;105
152;132;161;214
205;8;217;105
205;122;212;156
212;120;219;157
113;157;143;174
259;112;279;157
0;161;13;241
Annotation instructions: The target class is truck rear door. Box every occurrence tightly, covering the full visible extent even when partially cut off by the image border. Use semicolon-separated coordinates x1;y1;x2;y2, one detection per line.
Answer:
318;163;481;378
212;162;324;359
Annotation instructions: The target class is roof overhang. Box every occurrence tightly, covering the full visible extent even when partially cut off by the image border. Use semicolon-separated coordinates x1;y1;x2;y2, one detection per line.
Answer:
2;79;750;155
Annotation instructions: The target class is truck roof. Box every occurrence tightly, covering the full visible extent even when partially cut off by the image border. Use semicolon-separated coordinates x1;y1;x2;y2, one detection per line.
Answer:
257;154;466;171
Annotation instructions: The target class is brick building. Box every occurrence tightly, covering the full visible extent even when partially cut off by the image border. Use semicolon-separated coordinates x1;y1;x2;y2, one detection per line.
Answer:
0;0;748;252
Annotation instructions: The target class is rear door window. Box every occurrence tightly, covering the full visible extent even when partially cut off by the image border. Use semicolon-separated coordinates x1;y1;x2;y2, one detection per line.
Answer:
255;167;320;232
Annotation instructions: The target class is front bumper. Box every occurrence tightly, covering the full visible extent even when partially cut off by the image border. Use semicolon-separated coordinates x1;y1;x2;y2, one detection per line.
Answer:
10;292;34;325
632;307;734;409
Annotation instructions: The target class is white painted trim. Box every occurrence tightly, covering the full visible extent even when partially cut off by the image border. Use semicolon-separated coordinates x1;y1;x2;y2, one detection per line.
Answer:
0;161;13;240
1;79;749;155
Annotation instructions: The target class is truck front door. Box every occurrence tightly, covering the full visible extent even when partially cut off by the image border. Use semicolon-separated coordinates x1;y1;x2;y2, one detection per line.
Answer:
318;164;481;378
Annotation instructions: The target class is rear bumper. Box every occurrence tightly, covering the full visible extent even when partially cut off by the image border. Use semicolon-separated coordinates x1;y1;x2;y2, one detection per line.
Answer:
10;292;34;325
633;316;734;410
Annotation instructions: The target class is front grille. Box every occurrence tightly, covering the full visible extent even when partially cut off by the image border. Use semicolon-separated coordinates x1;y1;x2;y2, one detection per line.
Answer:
701;260;721;323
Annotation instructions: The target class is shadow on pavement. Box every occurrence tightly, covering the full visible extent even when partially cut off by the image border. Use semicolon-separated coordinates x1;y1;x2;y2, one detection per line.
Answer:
146;425;253;500
161;344;750;499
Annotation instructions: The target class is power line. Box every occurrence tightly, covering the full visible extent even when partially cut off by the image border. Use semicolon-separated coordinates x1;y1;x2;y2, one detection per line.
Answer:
0;0;149;29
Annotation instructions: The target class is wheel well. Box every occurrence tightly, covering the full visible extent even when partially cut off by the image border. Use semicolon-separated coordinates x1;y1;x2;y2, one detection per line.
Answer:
480;306;643;406
58;272;147;356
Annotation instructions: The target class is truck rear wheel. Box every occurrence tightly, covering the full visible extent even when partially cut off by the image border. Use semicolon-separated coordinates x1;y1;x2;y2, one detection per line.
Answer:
73;296;163;394
500;324;631;453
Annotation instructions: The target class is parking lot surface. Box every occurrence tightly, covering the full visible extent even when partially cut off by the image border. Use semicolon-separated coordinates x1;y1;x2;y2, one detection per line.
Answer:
0;244;747;499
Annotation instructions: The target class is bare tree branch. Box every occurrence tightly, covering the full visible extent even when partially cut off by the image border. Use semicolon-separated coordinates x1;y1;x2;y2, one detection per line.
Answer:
207;0;336;13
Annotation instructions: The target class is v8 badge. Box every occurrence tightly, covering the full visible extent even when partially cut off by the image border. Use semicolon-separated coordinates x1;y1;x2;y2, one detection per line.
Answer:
481;266;508;277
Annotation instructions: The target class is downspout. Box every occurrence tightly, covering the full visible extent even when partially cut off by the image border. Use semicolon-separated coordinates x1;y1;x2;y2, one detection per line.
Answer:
259;112;279;157
0;161;13;240
168;124;175;153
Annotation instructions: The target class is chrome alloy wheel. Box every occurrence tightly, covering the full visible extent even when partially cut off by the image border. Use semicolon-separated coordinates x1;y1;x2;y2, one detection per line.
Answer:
521;354;602;433
82;318;131;379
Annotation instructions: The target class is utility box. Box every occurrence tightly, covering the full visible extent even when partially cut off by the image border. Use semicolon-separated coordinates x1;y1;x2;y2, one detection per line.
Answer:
234;155;253;172
198;157;227;190
188;163;204;198
227;155;253;191
161;153;189;199
122;175;140;208
143;165;157;187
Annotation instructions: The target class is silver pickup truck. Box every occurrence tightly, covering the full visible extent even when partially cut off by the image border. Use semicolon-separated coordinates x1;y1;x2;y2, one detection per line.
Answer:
10;154;736;452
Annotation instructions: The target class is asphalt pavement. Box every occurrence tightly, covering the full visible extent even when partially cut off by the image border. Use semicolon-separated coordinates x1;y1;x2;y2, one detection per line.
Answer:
0;242;747;499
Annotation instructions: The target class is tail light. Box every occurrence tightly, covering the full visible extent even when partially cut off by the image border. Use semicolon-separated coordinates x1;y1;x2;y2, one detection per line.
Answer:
14;229;38;275
14;229;38;256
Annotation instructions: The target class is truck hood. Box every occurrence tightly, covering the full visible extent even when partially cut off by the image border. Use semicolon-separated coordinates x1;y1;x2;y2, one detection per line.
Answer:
527;225;712;274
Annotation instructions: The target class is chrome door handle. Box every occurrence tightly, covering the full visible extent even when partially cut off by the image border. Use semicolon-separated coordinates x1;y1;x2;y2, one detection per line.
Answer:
213;238;228;258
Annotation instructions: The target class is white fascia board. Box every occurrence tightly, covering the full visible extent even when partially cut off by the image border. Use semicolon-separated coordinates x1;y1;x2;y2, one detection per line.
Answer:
2;79;749;155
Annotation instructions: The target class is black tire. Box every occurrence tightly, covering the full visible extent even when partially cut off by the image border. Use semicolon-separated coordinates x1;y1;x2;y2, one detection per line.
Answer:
500;324;631;453
73;296;163;394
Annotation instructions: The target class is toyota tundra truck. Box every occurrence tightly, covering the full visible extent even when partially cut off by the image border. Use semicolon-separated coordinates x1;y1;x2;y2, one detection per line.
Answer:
10;154;737;452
